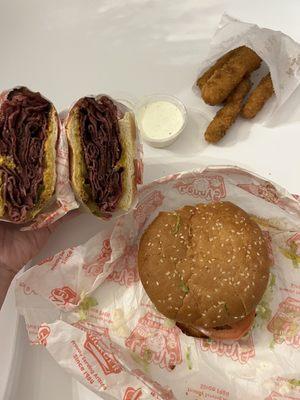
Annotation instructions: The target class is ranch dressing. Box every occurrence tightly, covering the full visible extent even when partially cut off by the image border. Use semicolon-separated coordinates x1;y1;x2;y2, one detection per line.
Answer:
140;100;184;140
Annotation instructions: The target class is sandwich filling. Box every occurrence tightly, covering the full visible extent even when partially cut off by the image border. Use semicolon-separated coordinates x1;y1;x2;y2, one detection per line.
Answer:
177;311;256;340
78;96;123;212
0;87;51;222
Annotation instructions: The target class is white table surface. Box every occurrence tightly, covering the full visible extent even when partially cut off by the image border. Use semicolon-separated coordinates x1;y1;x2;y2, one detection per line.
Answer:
0;0;300;399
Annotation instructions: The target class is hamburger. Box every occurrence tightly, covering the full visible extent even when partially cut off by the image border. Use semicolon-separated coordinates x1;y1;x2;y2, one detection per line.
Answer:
138;201;271;340
65;95;137;217
0;87;58;223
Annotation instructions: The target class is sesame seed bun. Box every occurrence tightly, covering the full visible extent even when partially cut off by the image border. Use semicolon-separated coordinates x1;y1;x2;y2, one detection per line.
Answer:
138;201;271;336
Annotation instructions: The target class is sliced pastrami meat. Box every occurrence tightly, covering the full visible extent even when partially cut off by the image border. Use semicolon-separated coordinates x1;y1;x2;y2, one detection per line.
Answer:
0;87;51;222
78;96;123;212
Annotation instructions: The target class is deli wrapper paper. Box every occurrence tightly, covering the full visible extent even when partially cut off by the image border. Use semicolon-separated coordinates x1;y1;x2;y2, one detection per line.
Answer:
16;166;300;399
194;14;300;123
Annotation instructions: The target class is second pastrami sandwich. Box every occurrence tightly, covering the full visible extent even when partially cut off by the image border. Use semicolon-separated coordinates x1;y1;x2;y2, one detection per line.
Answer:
65;95;137;217
138;201;271;341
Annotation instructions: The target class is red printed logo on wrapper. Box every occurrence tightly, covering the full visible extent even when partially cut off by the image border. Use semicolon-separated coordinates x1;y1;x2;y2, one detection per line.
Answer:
132;369;175;399
123;387;143;400
173;174;226;201
75;323;122;376
19;281;37;296
49;286;78;307
265;377;300;399
134;158;144;186
83;239;112;277
287;233;300;252
107;244;139;286
133;190;164;229
125;312;182;371
38;325;51;346
198;333;255;364
267;297;300;348
237;182;281;205
265;391;300;400
38;248;75;270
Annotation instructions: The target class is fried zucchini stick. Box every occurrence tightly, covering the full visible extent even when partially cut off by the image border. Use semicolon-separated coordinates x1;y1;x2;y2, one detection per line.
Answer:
196;48;240;89
205;78;252;143
201;47;261;105
241;73;274;119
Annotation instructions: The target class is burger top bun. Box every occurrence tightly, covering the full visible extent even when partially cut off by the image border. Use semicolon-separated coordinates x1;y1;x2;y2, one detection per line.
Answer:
138;201;271;329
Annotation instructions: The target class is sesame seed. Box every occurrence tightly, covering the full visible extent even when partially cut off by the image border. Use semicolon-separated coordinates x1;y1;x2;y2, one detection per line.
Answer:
156;281;159;286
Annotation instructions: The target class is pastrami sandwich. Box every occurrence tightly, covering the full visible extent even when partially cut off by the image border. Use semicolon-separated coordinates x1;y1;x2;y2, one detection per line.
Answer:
138;201;271;340
0;87;58;223
65;95;137;217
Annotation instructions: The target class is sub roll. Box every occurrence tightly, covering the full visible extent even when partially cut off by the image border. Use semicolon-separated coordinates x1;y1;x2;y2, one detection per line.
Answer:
0;87;58;223
65;95;137;217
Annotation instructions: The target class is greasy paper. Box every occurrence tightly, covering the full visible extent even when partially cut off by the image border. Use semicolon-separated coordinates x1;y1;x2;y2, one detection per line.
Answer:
16;166;300;399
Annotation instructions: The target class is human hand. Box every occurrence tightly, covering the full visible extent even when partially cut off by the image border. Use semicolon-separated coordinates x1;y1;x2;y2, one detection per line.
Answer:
0;211;79;308
0;223;56;275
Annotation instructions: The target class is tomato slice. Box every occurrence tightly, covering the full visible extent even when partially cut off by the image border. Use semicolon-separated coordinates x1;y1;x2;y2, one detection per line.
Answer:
199;311;256;340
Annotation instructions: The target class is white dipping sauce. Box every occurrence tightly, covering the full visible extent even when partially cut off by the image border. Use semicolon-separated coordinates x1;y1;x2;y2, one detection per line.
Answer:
140;100;184;140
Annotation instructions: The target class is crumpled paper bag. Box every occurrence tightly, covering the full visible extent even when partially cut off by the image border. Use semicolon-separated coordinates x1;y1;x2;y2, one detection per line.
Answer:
194;14;300;123
16;166;300;399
